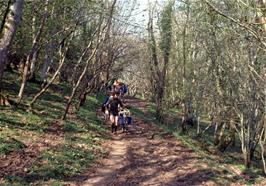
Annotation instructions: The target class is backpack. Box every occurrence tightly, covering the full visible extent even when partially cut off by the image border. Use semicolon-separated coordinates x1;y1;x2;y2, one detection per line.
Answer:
103;96;109;105
121;84;127;94
125;86;128;93
101;96;109;112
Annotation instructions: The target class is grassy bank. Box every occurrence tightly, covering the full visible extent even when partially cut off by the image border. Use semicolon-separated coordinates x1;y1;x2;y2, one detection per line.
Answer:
130;102;266;185
0;73;108;185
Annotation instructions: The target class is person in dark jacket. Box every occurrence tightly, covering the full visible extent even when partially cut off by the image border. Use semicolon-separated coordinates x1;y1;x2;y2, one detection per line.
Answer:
105;92;123;133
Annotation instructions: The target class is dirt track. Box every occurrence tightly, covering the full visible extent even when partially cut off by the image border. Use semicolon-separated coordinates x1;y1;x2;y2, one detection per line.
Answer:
73;98;218;186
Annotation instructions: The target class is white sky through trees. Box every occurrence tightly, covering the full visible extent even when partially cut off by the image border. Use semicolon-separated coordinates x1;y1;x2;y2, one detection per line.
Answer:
120;0;163;36
134;0;149;24
130;0;163;36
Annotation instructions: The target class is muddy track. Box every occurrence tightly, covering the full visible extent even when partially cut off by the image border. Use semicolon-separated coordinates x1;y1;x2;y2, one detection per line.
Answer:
72;98;219;186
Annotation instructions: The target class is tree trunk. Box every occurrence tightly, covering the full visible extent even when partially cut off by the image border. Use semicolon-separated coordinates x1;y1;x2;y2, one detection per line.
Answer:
62;47;98;120
259;129;266;174
29;33;74;109
17;0;49;102
0;0;24;90
180;3;190;131
148;2;174;122
28;49;39;82
244;148;251;168
214;120;226;146
217;120;235;152
258;0;266;32
28;14;38;82
40;42;53;83
76;90;88;111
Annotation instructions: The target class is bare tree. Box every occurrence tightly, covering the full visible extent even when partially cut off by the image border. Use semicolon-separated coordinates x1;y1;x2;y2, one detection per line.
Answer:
29;32;75;109
147;1;174;121
17;0;49;103
0;0;24;90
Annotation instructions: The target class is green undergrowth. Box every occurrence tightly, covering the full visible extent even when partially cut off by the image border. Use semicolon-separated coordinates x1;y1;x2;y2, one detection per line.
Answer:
130;101;265;185
0;72;108;185
130;102;156;123
27;144;94;182
0;137;26;155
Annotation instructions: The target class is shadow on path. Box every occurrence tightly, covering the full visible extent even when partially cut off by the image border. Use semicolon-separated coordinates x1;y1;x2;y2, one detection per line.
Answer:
69;97;234;186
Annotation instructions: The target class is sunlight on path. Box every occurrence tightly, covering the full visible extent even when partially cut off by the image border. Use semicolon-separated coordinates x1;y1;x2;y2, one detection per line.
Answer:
83;138;129;186
73;98;218;186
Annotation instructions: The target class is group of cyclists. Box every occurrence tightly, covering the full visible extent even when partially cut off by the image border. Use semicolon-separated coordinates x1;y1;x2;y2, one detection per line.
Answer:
101;79;131;134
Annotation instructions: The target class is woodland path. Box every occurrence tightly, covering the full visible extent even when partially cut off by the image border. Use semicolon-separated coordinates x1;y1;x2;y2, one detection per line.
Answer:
69;97;221;186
